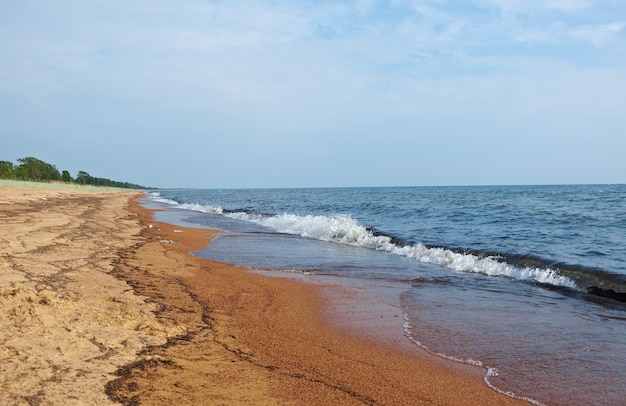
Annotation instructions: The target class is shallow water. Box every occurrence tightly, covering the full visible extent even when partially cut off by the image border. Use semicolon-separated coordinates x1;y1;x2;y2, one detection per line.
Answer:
147;185;626;405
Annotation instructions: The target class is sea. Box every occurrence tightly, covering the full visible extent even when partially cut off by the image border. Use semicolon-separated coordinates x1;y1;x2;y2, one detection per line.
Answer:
144;185;626;405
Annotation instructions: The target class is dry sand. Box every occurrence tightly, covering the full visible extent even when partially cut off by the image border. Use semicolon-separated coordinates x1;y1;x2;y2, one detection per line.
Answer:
0;184;529;405
0;186;184;405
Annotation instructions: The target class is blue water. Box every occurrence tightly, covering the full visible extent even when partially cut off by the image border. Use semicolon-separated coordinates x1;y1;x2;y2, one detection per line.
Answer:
146;185;626;405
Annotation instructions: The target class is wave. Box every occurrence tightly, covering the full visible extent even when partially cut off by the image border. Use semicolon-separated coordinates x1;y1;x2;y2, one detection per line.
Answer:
148;192;626;302
148;192;224;214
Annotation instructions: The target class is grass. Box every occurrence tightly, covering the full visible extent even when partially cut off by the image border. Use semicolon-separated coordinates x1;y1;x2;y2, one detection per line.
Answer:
0;179;140;192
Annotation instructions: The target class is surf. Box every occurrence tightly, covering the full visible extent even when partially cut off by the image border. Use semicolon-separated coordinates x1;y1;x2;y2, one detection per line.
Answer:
148;191;626;302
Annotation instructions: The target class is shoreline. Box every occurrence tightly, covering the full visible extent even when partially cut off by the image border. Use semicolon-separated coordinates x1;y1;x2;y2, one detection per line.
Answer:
0;184;528;404
109;197;528;404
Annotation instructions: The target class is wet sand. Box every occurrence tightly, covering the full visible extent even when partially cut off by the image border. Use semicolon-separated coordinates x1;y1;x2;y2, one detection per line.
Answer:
0;185;528;405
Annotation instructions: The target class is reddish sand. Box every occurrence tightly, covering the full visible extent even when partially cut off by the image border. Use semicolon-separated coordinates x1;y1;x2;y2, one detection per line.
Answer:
106;198;528;405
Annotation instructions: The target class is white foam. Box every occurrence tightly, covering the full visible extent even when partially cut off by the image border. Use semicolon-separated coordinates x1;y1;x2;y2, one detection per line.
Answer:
178;202;223;214
232;211;578;290
147;193;578;290
397;244;578;289
148;192;224;214
246;213;390;248
147;192;179;206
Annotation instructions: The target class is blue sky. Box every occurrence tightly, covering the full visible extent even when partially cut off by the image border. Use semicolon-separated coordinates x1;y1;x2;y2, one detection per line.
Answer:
2;0;625;188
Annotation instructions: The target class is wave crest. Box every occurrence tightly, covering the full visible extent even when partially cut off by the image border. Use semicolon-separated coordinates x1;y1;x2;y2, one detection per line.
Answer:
148;192;588;292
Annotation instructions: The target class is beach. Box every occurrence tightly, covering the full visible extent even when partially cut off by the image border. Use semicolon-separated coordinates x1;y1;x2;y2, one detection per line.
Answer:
0;185;180;405
0;184;527;405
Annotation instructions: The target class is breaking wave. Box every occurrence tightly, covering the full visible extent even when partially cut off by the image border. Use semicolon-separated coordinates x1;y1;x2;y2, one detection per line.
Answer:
147;192;626;301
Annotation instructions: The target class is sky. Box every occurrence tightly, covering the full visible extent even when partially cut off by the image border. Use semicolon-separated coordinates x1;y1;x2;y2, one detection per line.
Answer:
2;0;625;188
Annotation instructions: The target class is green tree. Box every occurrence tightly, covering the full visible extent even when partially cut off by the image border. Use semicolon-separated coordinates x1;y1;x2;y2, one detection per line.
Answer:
0;161;14;179
2;156;148;188
15;157;61;181
61;170;72;182
75;171;92;185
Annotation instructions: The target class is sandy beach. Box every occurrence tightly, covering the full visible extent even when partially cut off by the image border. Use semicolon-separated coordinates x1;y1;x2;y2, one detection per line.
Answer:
0;185;183;405
1;184;528;405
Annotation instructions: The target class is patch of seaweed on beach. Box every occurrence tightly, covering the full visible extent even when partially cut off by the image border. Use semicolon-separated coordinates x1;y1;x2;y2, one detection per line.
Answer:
105;358;180;406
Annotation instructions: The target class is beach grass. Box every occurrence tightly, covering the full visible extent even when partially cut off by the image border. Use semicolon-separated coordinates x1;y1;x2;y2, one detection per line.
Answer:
0;179;139;192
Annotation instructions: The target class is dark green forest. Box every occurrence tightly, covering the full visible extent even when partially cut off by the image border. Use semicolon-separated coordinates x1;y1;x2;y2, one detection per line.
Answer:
0;157;148;189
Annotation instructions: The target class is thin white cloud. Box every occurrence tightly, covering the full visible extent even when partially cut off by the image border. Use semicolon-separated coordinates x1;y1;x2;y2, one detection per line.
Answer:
473;0;590;15
545;0;591;13
570;21;626;46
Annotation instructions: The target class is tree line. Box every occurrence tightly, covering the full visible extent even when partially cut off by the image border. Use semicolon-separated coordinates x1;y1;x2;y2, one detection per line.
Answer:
0;157;149;189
